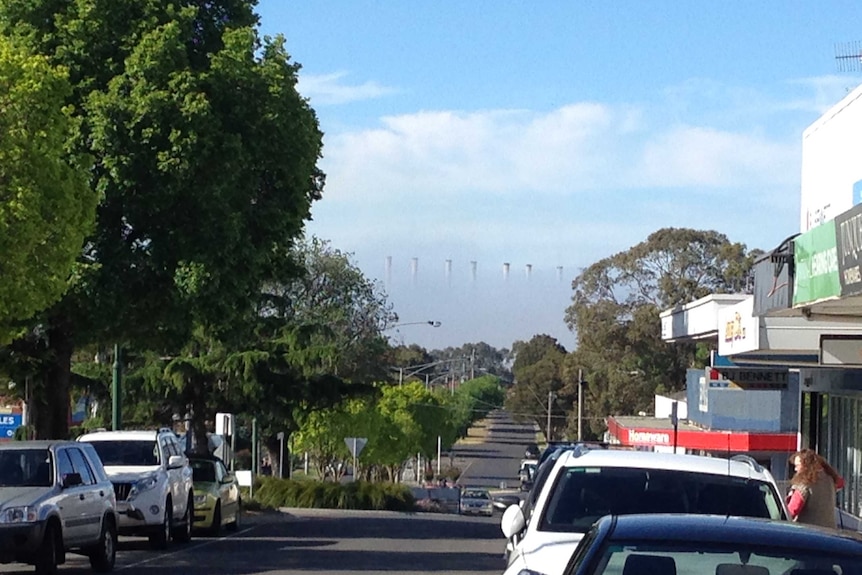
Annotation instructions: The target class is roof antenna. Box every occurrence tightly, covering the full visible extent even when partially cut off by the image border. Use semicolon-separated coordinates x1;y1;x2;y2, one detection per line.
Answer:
835;41;862;73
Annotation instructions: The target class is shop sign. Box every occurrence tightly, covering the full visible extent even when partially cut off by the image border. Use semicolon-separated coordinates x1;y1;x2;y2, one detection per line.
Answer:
714;368;789;389
835;203;862;297
793;220;841;306
717;298;759;356
627;429;670;446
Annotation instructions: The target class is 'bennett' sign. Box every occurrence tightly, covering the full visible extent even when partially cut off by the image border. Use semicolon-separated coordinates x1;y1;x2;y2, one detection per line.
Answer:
715;368;789;390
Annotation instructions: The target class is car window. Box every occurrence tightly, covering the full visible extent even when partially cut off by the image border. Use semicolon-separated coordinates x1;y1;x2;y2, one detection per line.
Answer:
66;447;96;485
540;467;784;533
56;449;75;483
463;490;489;499
191;459;217;482
90;440;160;466
587;542;862;575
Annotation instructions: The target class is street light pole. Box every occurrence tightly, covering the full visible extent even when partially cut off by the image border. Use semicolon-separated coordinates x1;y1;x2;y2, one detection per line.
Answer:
547;391;555;442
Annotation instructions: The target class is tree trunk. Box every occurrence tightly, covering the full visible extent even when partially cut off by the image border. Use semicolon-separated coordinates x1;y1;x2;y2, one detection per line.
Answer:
36;316;73;439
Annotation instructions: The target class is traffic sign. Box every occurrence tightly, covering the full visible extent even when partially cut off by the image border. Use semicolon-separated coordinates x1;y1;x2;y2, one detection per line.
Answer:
344;437;368;457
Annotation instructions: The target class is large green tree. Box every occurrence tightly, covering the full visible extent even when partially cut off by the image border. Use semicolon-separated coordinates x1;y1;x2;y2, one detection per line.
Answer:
0;36;95;342
563;228;757;438
0;1;323;438
504;335;568;438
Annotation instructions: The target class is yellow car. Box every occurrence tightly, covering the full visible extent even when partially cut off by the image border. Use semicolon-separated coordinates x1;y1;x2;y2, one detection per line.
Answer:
189;455;241;535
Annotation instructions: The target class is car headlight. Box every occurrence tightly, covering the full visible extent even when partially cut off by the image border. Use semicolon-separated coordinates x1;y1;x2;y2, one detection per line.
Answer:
193;494;207;505
0;506;38;524
129;475;160;499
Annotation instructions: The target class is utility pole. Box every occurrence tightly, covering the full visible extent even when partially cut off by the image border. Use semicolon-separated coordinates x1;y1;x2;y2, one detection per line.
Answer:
577;369;583;442
547;391;555;442
111;344;122;431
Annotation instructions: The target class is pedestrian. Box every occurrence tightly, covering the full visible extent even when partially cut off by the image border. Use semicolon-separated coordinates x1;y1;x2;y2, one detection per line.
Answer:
786;448;844;528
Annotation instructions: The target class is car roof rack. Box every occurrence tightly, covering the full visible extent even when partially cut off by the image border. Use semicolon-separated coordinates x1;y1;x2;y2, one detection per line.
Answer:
729;454;764;473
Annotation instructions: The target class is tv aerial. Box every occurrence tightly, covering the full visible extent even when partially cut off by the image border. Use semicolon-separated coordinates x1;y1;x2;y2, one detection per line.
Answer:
835;41;862;72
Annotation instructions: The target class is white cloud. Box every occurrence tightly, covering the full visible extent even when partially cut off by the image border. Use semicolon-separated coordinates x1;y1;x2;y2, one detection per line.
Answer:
318;101;799;203
297;72;397;105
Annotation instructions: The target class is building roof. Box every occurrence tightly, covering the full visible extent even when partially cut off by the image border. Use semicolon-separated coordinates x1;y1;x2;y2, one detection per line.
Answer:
607;416;796;452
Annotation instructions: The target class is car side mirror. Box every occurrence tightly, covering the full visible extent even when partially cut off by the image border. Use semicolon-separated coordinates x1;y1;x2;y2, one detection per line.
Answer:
501;503;526;539
167;455;185;469
62;473;83;488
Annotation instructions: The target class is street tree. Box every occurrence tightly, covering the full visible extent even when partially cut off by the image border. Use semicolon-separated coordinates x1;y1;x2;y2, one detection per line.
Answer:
0;36;96;342
0;1;324;438
563;228;757;436
504;335;567;436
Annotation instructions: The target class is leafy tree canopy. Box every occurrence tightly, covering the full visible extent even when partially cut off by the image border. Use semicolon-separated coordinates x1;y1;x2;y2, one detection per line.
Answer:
0;36;95;341
562;228;757;438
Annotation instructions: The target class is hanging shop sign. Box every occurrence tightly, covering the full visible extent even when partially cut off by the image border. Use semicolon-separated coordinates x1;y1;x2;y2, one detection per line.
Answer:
793;220;841;307
835;203;862;297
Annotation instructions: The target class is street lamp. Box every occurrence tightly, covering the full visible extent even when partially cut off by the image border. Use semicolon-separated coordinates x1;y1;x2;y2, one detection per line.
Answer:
388;320;441;329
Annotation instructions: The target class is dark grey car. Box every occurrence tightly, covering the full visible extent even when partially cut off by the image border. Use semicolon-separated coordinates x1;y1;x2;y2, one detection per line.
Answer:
0;440;118;574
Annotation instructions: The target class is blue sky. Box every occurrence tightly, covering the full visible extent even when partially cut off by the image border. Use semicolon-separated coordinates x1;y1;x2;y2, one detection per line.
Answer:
255;1;862;352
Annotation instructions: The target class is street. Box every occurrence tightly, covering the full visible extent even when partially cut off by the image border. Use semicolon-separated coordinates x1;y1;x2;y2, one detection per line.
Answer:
2;412;536;575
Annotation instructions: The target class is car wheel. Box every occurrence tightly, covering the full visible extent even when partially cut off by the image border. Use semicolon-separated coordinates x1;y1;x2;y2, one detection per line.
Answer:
88;516;116;573
226;499;241;532
148;504;171;550
209;502;222;537
172;493;193;543
34;523;58;575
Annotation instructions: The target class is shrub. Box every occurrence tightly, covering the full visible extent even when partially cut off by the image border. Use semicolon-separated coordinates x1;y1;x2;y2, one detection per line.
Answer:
249;477;414;512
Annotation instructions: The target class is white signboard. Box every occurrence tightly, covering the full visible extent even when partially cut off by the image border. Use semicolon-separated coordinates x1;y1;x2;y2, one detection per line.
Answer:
800;85;862;232
717;297;759;356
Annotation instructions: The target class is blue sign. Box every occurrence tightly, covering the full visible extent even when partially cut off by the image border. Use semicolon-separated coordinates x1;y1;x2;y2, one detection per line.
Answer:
0;414;22;439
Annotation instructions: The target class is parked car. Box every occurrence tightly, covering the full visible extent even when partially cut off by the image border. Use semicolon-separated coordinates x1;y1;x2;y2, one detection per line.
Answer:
492;493;522;511
188;454;241;535
0;440;118;574
78;428;194;549
459;488;494;517
561;513;862;575
501;449;788;575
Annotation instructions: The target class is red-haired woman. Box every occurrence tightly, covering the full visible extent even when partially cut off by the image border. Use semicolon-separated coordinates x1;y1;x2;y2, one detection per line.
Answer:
787;449;844;528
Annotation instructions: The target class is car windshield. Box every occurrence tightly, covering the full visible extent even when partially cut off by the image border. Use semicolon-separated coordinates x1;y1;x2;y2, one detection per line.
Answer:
541;467;784;532
588;542;862;575
191;460;217;482
463;490;489;499
0;449;53;487
90;440;160;466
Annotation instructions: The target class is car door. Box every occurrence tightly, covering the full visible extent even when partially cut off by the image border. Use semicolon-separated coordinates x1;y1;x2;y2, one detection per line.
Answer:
66;446;102;541
215;459;237;521
55;448;88;545
165;436;189;519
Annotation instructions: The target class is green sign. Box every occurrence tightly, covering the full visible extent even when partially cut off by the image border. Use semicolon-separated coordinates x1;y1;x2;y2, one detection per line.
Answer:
793;220;841;306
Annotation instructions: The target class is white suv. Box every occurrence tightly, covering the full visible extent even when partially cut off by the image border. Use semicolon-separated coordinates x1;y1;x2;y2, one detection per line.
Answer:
501;448;788;575
78;429;194;549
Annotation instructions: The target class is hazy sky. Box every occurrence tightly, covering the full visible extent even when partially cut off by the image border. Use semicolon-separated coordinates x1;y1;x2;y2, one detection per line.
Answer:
255;1;862;352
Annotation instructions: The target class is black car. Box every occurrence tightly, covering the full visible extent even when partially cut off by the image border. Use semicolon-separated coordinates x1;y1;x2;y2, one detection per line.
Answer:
563;514;862;575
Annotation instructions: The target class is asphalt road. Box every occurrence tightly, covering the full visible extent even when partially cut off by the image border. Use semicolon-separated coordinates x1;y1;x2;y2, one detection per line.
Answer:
2;411;538;575
453;410;540;491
